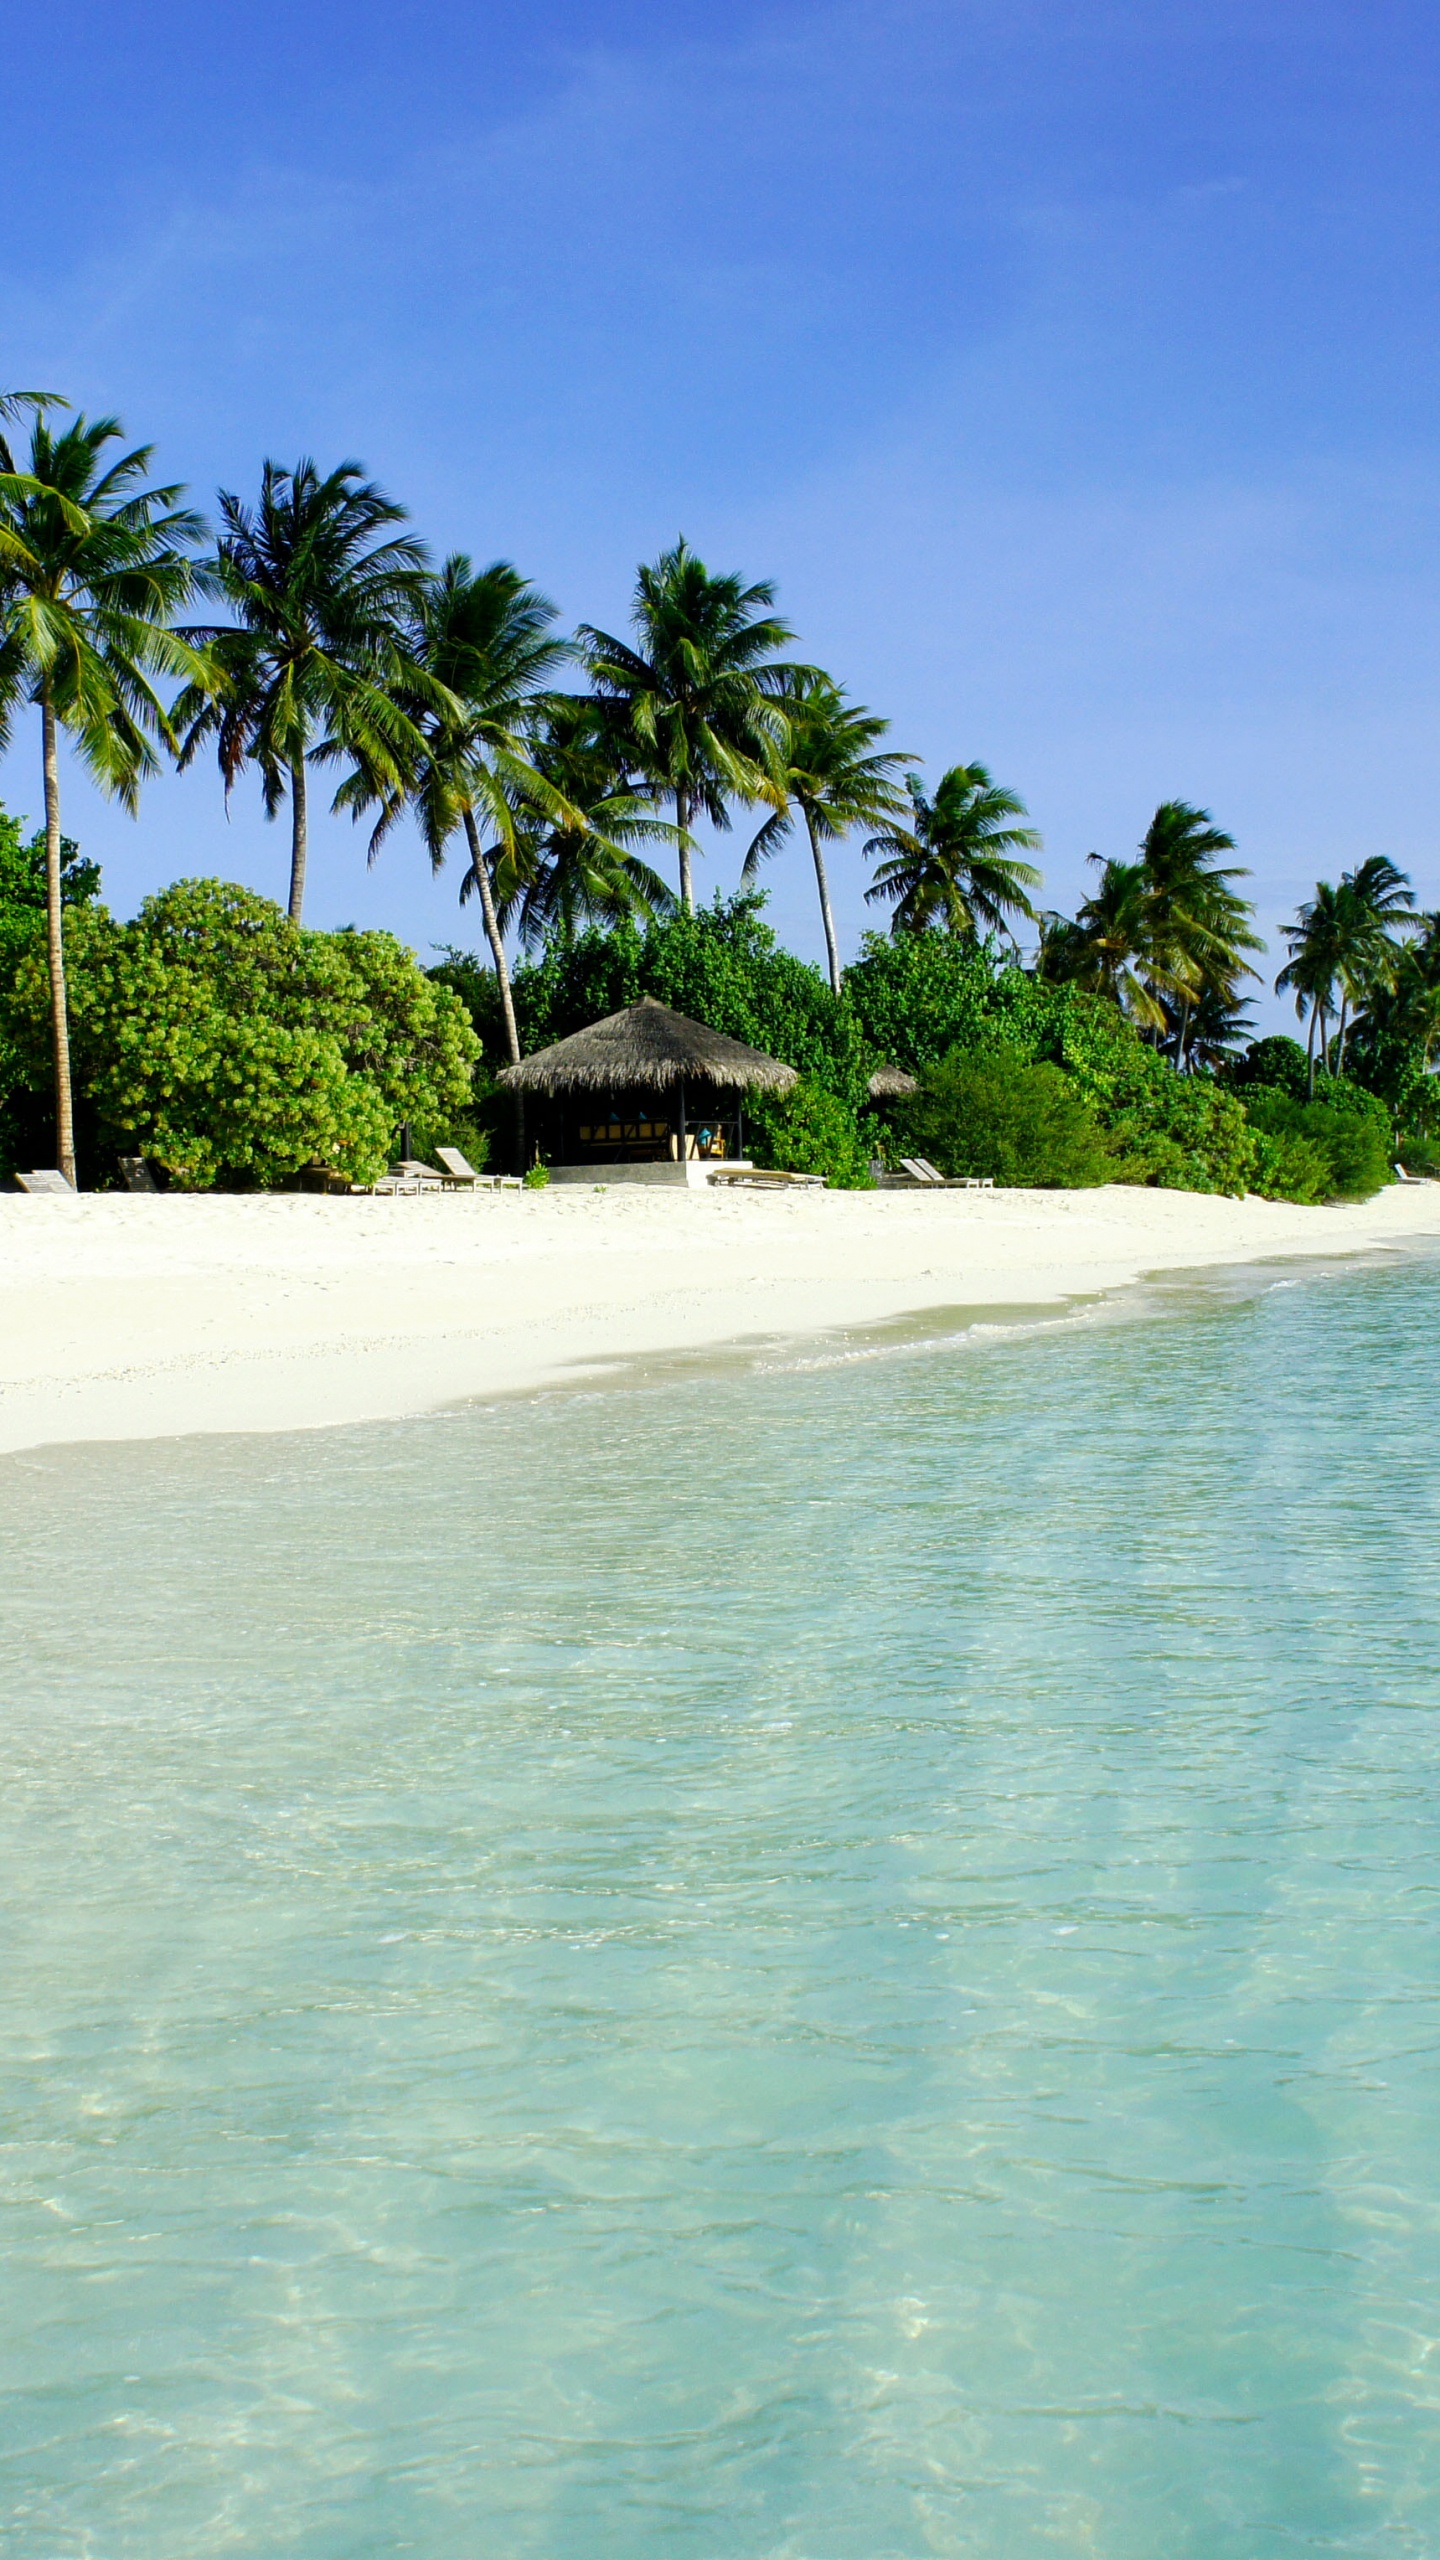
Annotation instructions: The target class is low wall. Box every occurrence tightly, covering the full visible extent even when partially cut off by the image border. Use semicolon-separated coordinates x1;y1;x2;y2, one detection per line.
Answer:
546;1160;753;1190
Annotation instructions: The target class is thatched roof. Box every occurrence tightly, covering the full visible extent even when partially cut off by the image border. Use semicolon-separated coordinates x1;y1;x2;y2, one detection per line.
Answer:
499;997;800;1096
867;1063;918;1098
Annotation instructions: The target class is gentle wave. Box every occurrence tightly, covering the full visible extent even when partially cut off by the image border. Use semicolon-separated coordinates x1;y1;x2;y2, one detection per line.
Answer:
2;1254;1439;2555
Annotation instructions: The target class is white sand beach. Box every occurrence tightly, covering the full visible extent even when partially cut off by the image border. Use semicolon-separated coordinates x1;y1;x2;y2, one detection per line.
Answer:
3;1179;1439;1456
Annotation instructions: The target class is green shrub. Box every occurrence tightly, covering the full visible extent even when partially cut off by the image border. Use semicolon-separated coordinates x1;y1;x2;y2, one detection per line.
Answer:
437;894;871;1110
1228;1034;1311;1098
1103;1064;1258;1195
745;1075;874;1187
5;879;480;1188
1247;1127;1333;1204
1243;1087;1391;1201
522;1161;550;1189
898;1051;1113;1187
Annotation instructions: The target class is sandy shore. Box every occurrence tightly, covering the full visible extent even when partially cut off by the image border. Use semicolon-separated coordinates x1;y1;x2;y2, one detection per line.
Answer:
2;1180;1438;1455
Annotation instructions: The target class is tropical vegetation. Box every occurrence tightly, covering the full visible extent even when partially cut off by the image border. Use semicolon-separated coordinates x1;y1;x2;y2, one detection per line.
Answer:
0;390;1435;1196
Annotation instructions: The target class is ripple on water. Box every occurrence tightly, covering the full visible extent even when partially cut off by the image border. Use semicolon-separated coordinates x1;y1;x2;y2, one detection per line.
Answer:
2;1254;1439;2557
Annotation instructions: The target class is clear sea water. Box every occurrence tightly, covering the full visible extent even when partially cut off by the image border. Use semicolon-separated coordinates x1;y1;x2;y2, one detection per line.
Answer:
3;1252;1439;2559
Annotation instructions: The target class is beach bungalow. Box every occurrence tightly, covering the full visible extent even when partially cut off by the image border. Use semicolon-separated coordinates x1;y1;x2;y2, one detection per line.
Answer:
498;996;798;1185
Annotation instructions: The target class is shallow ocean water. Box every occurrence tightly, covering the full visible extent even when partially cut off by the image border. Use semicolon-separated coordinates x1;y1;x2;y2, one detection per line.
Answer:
2;1253;1439;2558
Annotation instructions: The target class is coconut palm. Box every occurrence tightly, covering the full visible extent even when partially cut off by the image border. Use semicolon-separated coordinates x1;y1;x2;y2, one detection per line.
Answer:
864;764;1042;944
1275;881;1344;1094
1180;984;1257;1072
486;695;676;954
338;554;577;1066
177;459;434;924
0;390;65;432
1140;802;1262;1064
1331;856;1416;1073
578;539;799;913
1380;912;1440;1062
1277;858;1415;1089
741;673;914;995
0;412;205;1183
1038;856;1170;1028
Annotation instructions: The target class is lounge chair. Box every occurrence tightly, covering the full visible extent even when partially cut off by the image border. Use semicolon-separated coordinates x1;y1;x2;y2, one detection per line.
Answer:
436;1146;486;1188
15;1168;75;1195
1395;1162;1434;1184
120;1157;159;1192
899;1156;946;1187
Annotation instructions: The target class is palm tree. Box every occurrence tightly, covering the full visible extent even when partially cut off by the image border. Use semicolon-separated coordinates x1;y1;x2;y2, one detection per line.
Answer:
1276;881;1344;1094
0;390;65;430
487;694;676;955
177;459;433;924
1038;856;1170;1028
1140;802;1262;1065
0;413;204;1184
1331;856;1416;1073
1277;858;1415;1089
864;764;1042;943
578;538;799;913
1182;984;1256;1072
339;554;576;1066
741;672;913;995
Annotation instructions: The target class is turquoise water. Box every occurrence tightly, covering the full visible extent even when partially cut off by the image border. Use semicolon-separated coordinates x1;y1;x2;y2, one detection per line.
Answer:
3;1256;1439;2557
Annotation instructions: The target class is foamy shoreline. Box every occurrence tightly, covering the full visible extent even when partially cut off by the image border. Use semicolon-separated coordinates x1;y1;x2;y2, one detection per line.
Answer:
2;1181;1438;1456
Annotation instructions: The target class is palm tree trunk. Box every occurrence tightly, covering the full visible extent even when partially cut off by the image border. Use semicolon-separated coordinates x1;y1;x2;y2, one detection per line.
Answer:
41;691;77;1187
1336;992;1350;1078
805;809;843;998
1177;996;1192;1073
676;786;693;916
463;809;521;1068
1305;1001;1318;1099
288;754;308;925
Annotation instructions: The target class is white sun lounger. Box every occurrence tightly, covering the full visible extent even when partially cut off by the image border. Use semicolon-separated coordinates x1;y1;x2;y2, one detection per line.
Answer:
436;1146;488;1188
16;1168;75;1194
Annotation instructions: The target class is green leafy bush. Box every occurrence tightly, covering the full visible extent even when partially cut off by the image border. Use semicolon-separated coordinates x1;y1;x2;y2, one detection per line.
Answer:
1228;1034;1311;1098
745;1075;874;1187
5;879;480;1188
437;894;871;1109
898;1051;1113;1187
1102;1062;1258;1195
1243;1087;1391;1201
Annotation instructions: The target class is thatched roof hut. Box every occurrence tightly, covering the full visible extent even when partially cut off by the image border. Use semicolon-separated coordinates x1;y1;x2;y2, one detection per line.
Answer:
867;1063;918;1099
499;997;799;1096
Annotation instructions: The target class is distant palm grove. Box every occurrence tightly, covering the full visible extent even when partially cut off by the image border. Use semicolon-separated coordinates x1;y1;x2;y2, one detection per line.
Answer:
2;390;1437;1197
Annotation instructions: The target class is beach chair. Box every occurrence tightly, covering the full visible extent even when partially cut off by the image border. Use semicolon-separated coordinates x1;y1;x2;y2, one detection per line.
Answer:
16;1168;75;1194
1394;1162;1433;1184
898;1156;946;1187
119;1157;159;1193
436;1146;487;1189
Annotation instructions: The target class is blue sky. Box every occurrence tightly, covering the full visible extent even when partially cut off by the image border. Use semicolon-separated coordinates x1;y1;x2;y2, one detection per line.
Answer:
4;0;1439;1025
